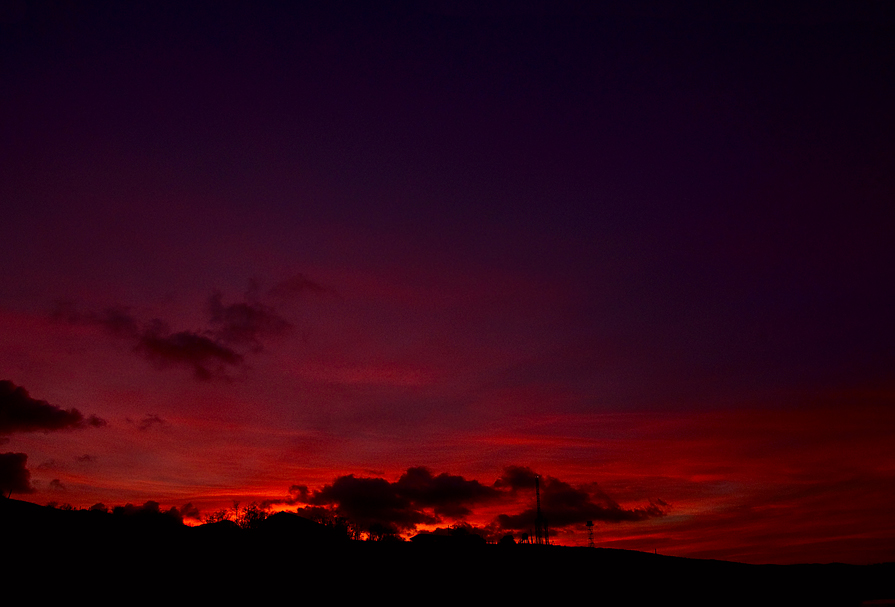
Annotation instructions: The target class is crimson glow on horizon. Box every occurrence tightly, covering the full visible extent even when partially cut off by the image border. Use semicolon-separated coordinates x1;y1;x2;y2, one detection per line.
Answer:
2;2;894;567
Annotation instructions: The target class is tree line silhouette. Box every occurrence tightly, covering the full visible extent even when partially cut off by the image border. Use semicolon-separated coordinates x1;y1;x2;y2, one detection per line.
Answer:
2;494;893;606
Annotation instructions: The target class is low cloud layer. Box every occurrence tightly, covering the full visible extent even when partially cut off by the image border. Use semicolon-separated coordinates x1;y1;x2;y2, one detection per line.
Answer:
286;466;667;538
395;467;502;518
288;467;502;532
0;380;106;435
493;466;669;531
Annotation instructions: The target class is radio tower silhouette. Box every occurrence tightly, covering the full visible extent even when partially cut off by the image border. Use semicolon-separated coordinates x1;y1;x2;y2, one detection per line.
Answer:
534;475;549;545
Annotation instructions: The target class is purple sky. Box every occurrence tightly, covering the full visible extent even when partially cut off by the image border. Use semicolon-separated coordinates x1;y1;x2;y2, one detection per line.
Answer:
1;1;894;564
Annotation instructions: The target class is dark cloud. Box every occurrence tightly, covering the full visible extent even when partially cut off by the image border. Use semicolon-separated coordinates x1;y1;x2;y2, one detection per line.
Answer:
267;274;332;299
136;323;243;381
309;474;435;530
37;459;63;470
94;306;141;338
288;484;310;503
207;291;291;351
395;467;501;518
493;470;670;532
0;452;34;495
53;290;295;381
256;484;312;510
179;502;201;520
49;478;66;491
53;299;242;378
51;301;140;338
291;504;336;521
112;500;183;522
0;380;106;435
493;465;540;493
283;466;667;537
76;454;96;463
297;467;501;531
128;414;167;432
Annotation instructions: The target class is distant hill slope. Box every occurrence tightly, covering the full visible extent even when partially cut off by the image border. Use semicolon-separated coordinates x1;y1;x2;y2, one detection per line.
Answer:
2;497;891;605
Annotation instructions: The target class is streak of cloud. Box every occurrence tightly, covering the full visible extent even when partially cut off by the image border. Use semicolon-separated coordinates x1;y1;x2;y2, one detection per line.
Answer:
127;414;168;432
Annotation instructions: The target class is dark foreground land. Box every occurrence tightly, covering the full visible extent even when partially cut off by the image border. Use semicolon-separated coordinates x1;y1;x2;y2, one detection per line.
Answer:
3;498;892;605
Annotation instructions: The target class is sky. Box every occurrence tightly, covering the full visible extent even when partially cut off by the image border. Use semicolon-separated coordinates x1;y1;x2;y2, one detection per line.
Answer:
1;1;894;565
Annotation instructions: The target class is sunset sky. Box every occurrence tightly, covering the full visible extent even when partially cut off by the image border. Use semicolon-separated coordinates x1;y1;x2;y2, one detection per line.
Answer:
2;1;894;565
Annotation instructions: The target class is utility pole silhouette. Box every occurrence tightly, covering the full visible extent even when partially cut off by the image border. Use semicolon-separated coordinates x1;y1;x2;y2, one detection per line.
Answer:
534;475;549;545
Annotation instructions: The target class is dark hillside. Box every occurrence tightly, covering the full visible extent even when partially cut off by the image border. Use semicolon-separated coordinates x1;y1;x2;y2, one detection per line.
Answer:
2;497;891;605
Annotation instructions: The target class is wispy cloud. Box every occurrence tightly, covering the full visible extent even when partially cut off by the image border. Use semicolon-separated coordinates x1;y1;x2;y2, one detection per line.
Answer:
53;285;297;381
207;291;291;351
136;323;244;381
127;413;168;432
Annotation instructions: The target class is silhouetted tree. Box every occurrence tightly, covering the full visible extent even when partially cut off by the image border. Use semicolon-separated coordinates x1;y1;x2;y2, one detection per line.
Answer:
202;501;270;529
325;514;359;540
367;522;401;542
499;534;516;546
204;509;231;524
236;502;270;530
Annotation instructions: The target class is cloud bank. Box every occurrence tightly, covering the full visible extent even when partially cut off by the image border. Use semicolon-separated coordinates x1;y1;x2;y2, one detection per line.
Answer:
493;466;669;531
300;467;502;531
0;380;106;434
286;466;667;538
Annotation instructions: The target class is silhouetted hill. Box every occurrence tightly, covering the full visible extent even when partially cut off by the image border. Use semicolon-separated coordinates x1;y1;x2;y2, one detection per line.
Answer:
2;497;891;605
